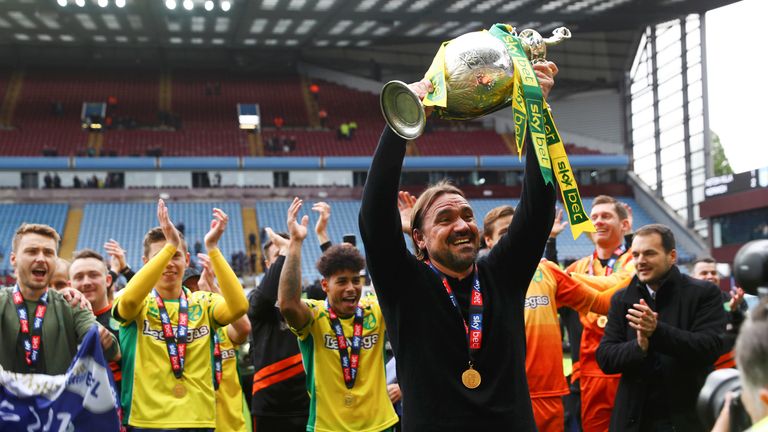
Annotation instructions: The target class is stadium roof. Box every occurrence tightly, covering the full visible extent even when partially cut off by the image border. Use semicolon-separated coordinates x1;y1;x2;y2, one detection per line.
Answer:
0;0;740;91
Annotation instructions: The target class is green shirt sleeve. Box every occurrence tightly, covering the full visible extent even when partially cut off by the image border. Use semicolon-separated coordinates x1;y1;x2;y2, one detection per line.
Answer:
73;304;119;361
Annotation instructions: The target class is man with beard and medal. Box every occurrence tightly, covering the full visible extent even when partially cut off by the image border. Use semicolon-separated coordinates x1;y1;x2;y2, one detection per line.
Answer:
359;62;558;431
113;200;248;431
278;198;398;432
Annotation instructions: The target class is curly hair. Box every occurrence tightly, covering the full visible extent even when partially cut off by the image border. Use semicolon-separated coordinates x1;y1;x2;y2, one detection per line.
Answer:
316;244;365;279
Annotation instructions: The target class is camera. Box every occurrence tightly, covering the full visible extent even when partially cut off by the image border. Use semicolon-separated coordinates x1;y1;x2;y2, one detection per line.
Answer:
733;239;768;297
342;233;357;247
697;369;752;431
697;239;768;431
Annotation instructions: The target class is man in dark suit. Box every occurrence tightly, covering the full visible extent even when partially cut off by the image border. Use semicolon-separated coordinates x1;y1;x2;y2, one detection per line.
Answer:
597;224;726;432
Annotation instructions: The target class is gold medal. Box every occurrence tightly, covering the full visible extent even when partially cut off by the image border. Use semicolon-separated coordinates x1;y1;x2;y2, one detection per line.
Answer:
172;382;187;399
461;365;481;389
343;392;355;407
597;315;608;328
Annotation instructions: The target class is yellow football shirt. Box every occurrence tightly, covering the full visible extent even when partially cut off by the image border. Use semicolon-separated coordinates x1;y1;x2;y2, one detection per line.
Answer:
115;287;224;428
215;325;247;432
292;297;398;432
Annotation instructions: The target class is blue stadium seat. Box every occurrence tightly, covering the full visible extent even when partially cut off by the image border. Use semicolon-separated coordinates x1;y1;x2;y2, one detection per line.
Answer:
256;197;692;282
76;201;246;270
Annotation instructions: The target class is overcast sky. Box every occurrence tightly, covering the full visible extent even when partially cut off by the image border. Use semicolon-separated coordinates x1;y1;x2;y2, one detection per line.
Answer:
706;0;767;173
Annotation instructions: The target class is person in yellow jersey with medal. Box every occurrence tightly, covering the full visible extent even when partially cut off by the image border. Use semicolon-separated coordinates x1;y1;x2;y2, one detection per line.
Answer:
113;200;249;431
278;198;398;432
195;252;252;432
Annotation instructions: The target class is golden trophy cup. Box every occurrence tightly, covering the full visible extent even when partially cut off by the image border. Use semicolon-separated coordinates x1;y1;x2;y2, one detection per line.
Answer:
380;25;571;140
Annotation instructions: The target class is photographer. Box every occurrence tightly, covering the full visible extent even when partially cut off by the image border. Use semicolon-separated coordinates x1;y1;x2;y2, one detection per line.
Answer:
712;298;768;432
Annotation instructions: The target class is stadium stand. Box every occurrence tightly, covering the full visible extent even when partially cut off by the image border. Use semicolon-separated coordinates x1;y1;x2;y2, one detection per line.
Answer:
75;201;246;271
255;196;689;282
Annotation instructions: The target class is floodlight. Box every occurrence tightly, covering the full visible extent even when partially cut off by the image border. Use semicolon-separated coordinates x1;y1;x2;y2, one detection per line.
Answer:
204;0;214;10
116;0;126;7
166;0;177;10
221;0;231;11
75;0;85;6
98;0;108;7
183;0;193;10
57;0;67;7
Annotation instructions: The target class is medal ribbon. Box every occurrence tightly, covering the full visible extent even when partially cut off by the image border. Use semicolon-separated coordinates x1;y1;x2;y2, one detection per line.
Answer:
212;331;222;390
326;300;364;389
153;289;188;379
12;285;48;368
425;261;483;354
588;244;628;276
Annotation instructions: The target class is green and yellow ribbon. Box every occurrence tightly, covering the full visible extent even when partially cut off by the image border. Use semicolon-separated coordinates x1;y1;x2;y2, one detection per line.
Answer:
490;23;594;239
423;42;449;108
419;23;595;239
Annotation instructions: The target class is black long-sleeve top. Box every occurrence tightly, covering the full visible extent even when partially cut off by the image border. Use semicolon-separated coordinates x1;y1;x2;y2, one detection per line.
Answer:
248;255;309;417
359;126;555;431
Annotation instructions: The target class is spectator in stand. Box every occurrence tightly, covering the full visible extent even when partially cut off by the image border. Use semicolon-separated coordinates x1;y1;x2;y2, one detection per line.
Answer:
0;223;119;375
44;173;53;189
53;173;61;188
248;228;309;432
338;123;350;140
73;175;82;189
274;115;285;130
309;83;320;102
318;108;328;128
348;121;358;138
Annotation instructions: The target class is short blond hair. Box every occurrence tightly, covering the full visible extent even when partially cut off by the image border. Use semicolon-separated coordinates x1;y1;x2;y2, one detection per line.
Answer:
12;223;61;253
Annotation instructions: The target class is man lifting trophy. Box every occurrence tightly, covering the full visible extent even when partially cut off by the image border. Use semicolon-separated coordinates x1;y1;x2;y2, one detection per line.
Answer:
381;23;594;239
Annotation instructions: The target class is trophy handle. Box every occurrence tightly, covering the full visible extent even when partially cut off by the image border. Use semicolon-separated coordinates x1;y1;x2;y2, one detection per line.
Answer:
380;80;426;140
519;27;571;64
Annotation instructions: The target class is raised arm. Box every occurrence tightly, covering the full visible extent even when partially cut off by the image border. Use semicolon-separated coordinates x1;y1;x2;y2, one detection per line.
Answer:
359;81;433;296
250;227;288;316
204;208;249;325
198;253;251;345
277;198;313;330
485;63;558;279
312;201;332;248
115;199;179;322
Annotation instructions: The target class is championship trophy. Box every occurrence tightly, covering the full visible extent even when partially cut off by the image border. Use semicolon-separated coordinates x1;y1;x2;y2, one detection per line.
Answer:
381;23;596;240
380;24;571;140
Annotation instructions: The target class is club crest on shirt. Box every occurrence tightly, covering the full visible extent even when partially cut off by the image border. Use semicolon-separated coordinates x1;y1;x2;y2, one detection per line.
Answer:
363;313;377;330
532;268;543;282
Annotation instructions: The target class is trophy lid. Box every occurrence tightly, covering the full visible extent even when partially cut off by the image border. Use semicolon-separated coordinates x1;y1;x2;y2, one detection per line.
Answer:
380;80;425;140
